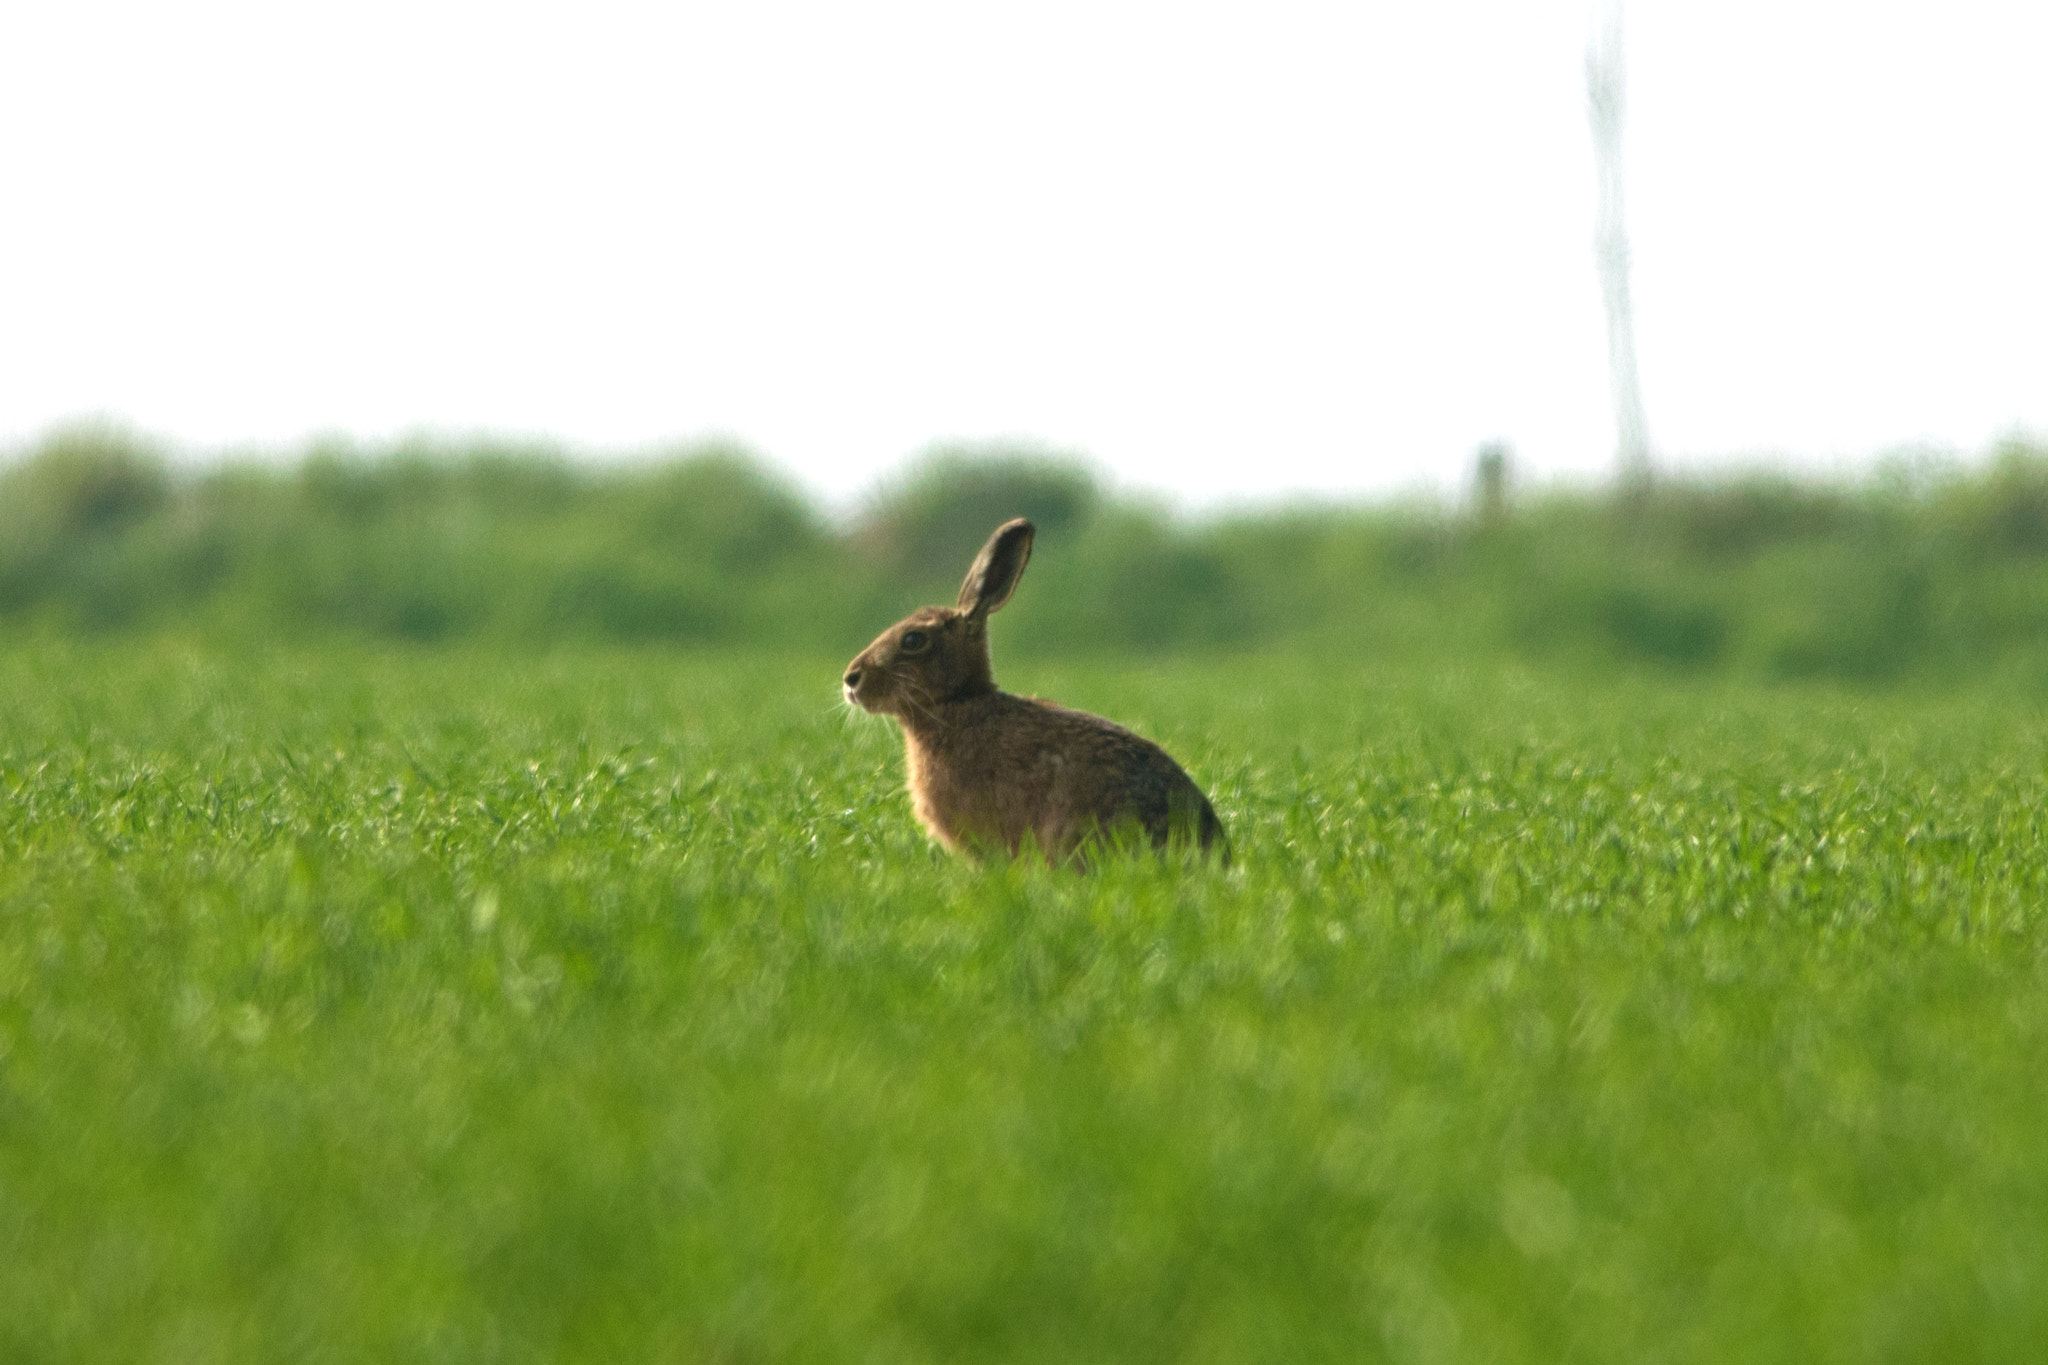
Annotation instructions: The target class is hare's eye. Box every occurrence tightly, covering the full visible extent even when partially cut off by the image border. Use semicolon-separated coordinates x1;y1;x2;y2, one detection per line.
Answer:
899;630;929;653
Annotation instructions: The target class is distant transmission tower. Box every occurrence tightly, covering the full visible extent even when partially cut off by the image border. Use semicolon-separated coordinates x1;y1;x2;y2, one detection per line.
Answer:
1587;0;1651;488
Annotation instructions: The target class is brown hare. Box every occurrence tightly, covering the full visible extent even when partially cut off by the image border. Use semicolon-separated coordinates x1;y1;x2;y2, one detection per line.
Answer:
843;517;1228;864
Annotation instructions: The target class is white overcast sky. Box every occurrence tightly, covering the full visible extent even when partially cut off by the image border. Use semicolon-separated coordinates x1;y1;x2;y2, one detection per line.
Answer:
1;1;2042;504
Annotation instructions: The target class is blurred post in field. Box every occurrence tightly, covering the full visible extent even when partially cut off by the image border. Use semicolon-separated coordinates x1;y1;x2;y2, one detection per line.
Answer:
1474;441;1512;526
1588;0;1652;491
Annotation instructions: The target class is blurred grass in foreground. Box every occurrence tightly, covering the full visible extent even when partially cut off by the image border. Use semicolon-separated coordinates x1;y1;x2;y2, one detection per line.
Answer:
6;424;2048;685
1;641;2044;1361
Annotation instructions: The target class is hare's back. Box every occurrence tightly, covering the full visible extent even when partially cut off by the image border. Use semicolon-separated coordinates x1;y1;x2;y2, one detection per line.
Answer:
1019;697;1226;853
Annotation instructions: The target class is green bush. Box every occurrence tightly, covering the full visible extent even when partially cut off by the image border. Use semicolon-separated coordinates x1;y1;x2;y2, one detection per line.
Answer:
852;443;1101;592
6;425;2048;686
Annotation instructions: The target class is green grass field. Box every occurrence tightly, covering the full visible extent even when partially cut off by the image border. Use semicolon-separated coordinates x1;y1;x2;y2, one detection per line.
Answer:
3;640;2045;1362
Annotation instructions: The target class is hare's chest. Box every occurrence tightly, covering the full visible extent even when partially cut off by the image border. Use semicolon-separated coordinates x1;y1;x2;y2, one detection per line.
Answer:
903;727;1053;854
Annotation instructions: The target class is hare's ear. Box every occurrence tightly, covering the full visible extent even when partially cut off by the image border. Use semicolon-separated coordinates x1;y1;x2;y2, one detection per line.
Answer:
957;518;1035;619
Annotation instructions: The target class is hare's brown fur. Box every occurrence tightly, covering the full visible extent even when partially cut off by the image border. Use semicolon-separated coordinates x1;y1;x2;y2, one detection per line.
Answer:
843;519;1227;864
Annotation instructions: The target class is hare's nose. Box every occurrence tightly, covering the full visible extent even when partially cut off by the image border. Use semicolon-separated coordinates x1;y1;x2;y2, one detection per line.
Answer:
843;668;862;689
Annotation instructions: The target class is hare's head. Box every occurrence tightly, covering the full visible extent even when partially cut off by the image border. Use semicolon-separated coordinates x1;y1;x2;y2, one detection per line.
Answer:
843;518;1035;719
